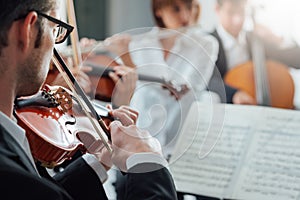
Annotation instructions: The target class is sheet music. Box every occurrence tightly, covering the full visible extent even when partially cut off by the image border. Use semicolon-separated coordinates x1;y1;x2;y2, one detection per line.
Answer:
169;103;256;198
233;108;300;200
169;103;300;199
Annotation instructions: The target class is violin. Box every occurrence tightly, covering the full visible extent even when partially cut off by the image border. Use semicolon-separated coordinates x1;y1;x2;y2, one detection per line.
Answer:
84;58;189;101
13;0;115;168
14;85;113;168
47;51;190;102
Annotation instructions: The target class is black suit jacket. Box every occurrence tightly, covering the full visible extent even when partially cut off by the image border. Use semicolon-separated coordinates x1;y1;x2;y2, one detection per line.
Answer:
211;30;229;78
0;124;107;200
209;29;300;103
211;29;300;77
208;30;237;103
0;124;177;200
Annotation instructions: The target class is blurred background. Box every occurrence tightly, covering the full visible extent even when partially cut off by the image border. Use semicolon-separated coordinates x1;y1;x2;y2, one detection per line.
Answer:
67;0;300;46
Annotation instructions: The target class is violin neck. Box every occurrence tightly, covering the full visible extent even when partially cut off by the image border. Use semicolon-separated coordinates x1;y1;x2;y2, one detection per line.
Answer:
137;74;166;84
85;62;167;84
85;62;114;77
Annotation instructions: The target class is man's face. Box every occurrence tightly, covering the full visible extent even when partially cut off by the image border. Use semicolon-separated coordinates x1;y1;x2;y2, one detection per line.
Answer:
216;0;247;38
18;8;59;96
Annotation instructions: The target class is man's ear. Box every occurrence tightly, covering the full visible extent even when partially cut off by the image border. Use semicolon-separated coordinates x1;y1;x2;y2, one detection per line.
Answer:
18;11;38;52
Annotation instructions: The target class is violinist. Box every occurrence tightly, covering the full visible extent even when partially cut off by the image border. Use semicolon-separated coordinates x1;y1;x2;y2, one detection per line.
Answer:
49;38;137;108
105;0;219;157
210;0;300;107
105;0;255;157
0;0;177;199
106;0;217;199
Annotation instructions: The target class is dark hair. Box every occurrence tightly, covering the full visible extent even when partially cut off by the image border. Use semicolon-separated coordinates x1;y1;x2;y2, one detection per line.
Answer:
216;0;247;6
0;0;56;54
152;0;193;28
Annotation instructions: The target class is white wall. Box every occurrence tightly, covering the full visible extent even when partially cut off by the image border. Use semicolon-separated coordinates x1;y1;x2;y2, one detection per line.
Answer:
107;0;154;36
198;0;218;32
107;0;218;36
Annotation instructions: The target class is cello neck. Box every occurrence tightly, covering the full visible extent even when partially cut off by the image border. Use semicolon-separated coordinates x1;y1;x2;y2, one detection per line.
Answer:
250;34;271;106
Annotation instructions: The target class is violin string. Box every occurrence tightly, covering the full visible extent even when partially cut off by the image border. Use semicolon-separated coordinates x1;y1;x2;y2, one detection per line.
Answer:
52;48;112;152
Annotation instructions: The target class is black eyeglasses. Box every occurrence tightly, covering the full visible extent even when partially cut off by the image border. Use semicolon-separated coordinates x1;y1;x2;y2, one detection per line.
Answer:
35;11;74;44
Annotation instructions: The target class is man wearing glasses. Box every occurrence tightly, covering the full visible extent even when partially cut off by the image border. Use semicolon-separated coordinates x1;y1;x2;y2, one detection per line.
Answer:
0;0;177;199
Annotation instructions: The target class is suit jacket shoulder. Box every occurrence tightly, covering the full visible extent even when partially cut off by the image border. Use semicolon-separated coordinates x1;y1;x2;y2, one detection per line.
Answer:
0;124;107;200
0;125;73;199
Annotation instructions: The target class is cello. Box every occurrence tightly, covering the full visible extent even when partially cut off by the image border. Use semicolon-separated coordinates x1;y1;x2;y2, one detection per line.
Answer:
224;33;294;109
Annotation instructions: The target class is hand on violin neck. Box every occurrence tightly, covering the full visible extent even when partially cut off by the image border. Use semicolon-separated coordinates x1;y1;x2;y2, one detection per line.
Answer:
107;104;139;126
109;66;138;107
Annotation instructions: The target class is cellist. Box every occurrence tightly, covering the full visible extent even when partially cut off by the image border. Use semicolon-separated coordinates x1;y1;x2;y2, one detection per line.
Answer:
210;0;300;108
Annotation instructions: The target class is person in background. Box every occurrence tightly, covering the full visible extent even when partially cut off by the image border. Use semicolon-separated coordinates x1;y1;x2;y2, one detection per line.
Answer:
0;0;178;199
187;0;254;104
211;0;300;108
106;0;219;158
48;38;138;108
105;0;219;199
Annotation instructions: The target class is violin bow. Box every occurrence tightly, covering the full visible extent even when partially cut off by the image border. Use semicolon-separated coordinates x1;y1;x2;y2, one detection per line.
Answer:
51;0;112;152
52;48;112;152
66;0;83;69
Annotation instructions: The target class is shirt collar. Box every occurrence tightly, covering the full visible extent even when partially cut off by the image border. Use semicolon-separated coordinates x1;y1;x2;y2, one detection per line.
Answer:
0;111;39;174
0;111;26;148
216;24;247;50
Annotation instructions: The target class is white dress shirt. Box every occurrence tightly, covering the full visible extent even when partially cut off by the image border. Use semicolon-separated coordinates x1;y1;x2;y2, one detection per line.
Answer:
0;111;39;174
128;27;218;157
216;24;250;70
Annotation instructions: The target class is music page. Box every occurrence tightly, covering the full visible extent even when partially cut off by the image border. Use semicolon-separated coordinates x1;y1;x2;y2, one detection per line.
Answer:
232;108;300;200
169;103;300;199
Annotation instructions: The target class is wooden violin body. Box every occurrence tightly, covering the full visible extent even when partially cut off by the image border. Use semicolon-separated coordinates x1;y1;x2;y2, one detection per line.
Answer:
14;86;112;167
225;60;294;109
